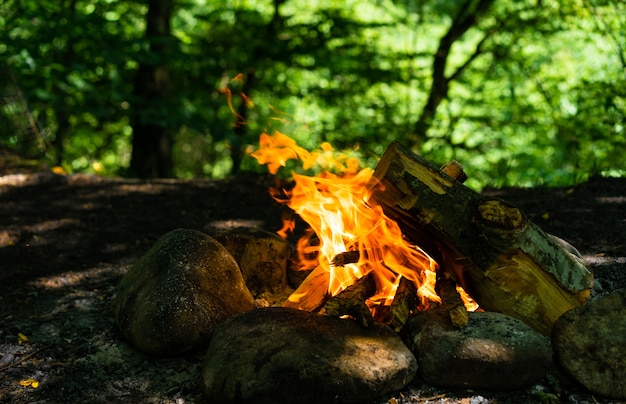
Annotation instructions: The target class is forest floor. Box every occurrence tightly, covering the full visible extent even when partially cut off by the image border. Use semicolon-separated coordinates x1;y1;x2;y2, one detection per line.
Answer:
0;160;625;403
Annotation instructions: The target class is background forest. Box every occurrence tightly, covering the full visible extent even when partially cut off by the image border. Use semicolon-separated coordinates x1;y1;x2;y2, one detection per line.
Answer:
1;0;624;190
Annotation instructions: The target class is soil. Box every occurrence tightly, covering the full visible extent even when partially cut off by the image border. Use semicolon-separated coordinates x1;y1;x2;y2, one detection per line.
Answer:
0;164;625;403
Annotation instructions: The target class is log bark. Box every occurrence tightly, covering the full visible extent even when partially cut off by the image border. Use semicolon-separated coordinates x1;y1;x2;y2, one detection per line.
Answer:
324;272;376;327
369;141;594;335
436;271;469;328
389;276;418;332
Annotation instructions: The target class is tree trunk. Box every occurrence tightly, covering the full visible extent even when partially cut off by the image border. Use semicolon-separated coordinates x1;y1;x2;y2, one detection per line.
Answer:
369;141;594;335
130;0;174;178
413;0;494;141
52;0;79;166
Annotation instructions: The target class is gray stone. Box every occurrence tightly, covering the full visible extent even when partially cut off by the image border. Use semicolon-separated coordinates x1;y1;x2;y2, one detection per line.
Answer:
405;310;551;390
202;307;417;404
552;288;626;399
212;228;289;294
114;228;255;356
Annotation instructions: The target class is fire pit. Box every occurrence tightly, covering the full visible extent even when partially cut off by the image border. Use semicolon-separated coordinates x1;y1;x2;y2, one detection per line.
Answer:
113;134;610;403
250;132;593;334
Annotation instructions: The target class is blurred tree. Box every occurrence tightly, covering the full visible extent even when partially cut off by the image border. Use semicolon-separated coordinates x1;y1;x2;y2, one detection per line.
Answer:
1;0;142;173
0;0;623;187
412;0;494;143
129;0;175;178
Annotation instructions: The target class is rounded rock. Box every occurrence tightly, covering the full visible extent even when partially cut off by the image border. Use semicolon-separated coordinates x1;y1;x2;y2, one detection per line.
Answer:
203;307;417;404
115;228;254;356
405;310;552;390
552;288;626;399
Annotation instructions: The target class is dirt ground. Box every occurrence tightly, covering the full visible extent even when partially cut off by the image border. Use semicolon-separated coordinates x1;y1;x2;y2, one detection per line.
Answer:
0;165;624;403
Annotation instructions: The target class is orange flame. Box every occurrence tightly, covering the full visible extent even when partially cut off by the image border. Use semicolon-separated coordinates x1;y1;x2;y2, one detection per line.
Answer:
252;131;450;310
251;131;314;175
219;73;253;128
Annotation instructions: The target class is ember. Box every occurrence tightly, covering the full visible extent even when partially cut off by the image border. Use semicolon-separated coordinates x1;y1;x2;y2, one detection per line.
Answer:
250;131;476;325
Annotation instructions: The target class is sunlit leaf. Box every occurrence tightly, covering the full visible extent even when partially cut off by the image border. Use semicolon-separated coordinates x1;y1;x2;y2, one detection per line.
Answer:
19;379;39;388
52;166;67;175
17;333;29;345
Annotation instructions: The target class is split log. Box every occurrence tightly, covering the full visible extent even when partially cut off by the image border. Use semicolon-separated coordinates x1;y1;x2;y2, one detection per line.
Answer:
331;250;361;266
284;248;368;312
435;271;469;328
388;276;418;332
440;160;467;183
324;272;376;327
283;265;329;312
369;141;594;335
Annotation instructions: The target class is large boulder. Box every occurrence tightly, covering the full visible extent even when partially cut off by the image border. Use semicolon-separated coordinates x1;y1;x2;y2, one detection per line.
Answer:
552;288;626;399
203;307;417;404
405;310;552;390
114;228;255;356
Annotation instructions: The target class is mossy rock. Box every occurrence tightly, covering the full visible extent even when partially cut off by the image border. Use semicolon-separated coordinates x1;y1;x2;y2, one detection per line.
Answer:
115;228;255;356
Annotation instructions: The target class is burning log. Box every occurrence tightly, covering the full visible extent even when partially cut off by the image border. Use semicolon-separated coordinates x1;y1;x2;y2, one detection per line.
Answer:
388;276;418;332
331;250;361;266
283;265;329;312
435;271;469;328
284;248;375;313
369;141;594;335
324;272;376;327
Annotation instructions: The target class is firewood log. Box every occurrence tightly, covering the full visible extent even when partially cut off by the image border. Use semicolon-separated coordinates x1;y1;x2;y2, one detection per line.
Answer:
435;271;469;328
369;141;593;335
324;272;376;327
283;264;329;312
389;276;418;332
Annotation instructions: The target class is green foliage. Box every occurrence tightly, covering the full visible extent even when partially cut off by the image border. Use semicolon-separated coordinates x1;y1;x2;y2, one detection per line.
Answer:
1;0;142;172
0;0;624;188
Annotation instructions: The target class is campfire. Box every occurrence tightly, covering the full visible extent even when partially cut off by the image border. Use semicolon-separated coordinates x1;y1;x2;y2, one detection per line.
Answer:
250;132;477;330
108;129;603;403
111;131;599;403
250;131;593;335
